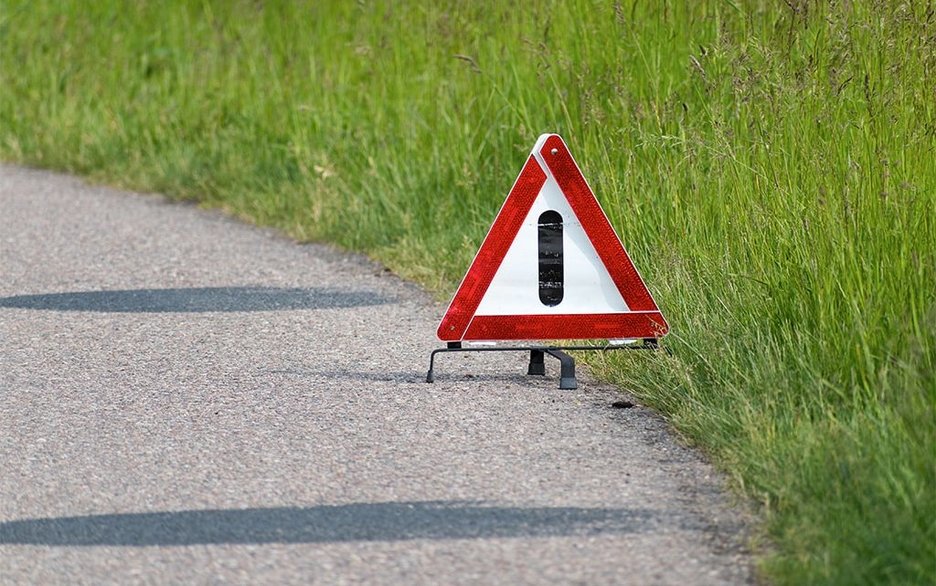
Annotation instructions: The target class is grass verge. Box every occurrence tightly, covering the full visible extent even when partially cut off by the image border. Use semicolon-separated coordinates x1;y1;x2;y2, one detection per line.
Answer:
1;1;934;583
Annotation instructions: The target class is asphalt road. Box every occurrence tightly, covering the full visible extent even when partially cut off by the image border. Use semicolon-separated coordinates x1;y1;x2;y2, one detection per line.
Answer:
0;166;753;585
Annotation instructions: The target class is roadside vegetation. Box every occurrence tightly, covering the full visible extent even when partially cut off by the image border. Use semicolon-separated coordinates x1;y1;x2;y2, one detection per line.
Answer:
1;1;933;583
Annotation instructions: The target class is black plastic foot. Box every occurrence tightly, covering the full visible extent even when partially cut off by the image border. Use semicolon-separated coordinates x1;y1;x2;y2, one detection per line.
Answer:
546;349;577;390
527;349;546;375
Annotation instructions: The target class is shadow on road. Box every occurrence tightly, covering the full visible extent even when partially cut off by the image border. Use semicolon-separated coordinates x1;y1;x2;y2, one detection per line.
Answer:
0;501;658;546
0;286;391;313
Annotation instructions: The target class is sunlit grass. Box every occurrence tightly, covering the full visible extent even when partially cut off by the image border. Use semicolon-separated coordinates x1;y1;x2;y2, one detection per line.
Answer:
1;1;933;583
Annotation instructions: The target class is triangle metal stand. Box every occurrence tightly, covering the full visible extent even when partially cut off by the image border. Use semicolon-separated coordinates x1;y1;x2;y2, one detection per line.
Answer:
426;339;662;390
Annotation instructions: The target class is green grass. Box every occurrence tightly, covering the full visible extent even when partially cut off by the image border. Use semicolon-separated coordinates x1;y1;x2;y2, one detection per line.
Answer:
1;1;933;583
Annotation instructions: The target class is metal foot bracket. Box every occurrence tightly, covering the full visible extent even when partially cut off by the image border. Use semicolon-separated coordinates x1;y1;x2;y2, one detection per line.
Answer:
425;340;662;390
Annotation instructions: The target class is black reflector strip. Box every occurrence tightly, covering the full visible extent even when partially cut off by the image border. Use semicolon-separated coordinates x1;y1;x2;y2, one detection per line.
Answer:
538;210;563;306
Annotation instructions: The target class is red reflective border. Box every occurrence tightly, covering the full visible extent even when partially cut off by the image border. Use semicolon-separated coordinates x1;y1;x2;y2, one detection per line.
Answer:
437;134;669;342
539;135;658;312
463;313;668;341
437;156;546;341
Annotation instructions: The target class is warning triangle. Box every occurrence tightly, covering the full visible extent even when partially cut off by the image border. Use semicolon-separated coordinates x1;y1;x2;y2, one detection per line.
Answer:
437;134;668;342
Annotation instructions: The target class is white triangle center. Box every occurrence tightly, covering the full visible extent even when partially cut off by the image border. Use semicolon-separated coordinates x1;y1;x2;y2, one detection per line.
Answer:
474;168;630;316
